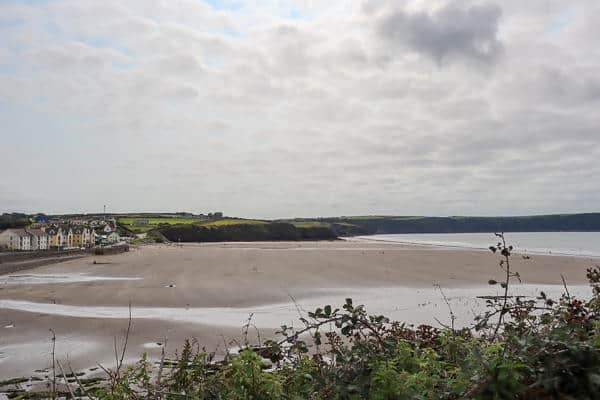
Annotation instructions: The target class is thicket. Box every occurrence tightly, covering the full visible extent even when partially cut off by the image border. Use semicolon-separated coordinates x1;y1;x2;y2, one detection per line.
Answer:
158;223;337;242
0;213;30;230
5;234;600;399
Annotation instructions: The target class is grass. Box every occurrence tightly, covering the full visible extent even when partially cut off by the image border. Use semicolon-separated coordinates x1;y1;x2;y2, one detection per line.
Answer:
342;215;390;220
126;225;156;233
341;215;425;220
118;217;269;234
117;217;208;226
0;377;28;385
195;219;269;227
290;221;329;228
118;217;210;233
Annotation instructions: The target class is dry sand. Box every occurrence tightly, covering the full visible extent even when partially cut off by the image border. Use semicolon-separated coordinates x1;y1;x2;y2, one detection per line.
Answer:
0;241;593;307
0;241;596;378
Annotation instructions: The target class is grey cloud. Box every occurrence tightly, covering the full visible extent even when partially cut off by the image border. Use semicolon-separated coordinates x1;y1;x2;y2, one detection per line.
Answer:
152;54;206;76
374;2;503;64
1;0;599;218
30;42;131;70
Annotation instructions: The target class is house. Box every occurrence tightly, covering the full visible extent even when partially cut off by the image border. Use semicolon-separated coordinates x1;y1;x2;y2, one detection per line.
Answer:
86;228;96;247
73;226;82;247
0;229;32;250
95;230;120;245
62;226;75;247
106;231;120;244
45;226;64;248
71;226;94;248
26;229;48;250
34;215;50;223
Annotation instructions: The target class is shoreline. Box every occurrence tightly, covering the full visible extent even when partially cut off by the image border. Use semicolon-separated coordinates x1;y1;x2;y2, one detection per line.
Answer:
348;234;600;259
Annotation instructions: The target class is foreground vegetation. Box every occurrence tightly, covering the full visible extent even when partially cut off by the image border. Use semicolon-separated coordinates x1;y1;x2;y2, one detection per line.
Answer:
3;234;600;399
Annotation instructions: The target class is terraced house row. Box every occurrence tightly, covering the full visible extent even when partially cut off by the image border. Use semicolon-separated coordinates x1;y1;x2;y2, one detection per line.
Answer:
45;226;96;248
0;226;96;251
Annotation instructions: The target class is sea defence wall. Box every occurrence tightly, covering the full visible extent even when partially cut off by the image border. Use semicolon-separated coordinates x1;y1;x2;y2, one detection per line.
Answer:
92;244;129;255
0;248;88;263
0;244;129;275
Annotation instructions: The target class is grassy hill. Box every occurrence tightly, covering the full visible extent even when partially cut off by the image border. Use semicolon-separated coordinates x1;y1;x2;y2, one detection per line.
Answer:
114;214;336;242
117;216;268;234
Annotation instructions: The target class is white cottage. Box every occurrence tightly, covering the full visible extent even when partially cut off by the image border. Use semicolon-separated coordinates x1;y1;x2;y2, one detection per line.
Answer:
26;229;48;250
0;229;32;250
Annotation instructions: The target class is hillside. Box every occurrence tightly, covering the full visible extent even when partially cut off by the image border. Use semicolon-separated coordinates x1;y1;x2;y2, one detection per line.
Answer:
156;222;337;242
284;213;600;236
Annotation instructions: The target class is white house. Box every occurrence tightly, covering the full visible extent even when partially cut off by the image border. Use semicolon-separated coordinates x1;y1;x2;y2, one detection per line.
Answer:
0;229;32;250
26;229;48;250
106;231;120;244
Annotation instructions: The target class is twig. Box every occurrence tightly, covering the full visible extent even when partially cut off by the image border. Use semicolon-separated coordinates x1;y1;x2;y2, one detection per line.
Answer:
156;337;168;395
67;359;89;399
561;274;571;301
49;329;56;400
56;360;76;400
287;293;311;328
96;363;111;376
242;313;254;346
434;284;456;332
276;316;343;346
251;323;262;347
113;301;133;383
118;302;133;374
492;232;510;341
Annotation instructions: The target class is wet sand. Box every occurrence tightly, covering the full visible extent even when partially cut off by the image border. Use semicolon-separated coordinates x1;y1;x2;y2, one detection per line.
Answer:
0;241;596;378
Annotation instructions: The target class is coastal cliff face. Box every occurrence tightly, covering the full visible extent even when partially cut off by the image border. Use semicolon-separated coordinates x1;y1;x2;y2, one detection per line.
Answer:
157;222;338;242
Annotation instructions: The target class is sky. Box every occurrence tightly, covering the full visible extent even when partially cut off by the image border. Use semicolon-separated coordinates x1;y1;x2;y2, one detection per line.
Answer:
0;0;599;219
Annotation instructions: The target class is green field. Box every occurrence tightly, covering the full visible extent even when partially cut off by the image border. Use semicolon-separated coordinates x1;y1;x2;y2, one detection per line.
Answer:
118;216;268;233
289;221;329;228
196;219;269;226
118;217;209;233
118;217;208;225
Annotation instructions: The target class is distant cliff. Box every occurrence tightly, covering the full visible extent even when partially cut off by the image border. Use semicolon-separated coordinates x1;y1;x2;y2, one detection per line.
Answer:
285;213;600;236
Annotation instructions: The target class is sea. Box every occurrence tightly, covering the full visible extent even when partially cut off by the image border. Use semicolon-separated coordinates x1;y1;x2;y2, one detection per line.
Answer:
353;232;600;258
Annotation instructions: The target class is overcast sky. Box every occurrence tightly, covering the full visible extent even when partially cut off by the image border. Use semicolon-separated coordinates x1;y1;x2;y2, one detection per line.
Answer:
1;0;599;218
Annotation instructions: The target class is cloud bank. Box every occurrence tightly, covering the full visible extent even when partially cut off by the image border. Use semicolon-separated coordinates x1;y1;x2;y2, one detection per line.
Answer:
0;0;599;218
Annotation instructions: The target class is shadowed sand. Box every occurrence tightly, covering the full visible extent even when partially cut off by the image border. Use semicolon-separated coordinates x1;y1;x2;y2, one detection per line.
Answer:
0;241;596;377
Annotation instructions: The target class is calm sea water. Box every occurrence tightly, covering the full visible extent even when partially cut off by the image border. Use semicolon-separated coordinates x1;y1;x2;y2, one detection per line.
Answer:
356;232;600;257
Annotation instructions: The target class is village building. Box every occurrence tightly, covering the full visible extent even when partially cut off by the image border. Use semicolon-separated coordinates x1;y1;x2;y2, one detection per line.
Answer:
70;226;94;248
45;226;64;248
95;228;120;245
27;229;48;250
0;229;32;250
42;225;95;249
65;227;75;247
106;231;120;244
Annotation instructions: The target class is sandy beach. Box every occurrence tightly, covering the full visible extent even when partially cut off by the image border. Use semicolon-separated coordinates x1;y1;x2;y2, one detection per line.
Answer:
0;241;597;378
